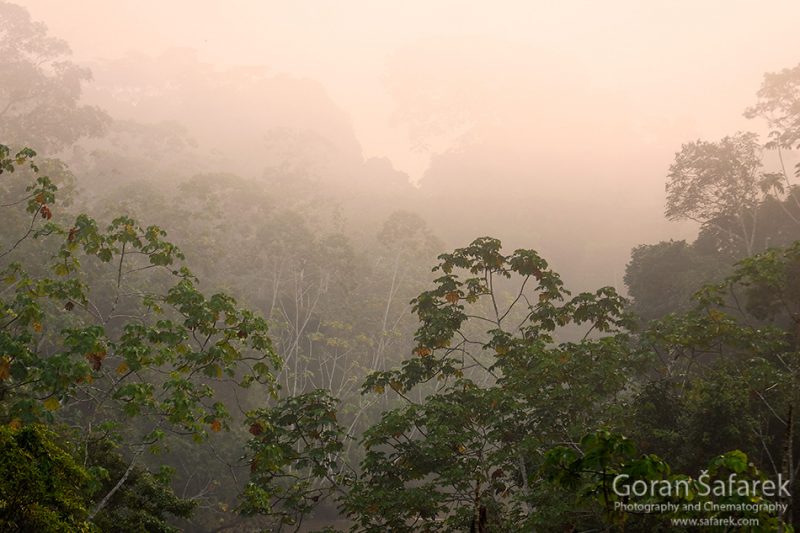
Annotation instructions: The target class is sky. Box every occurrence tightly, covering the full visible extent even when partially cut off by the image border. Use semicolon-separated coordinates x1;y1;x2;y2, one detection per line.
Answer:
18;0;800;181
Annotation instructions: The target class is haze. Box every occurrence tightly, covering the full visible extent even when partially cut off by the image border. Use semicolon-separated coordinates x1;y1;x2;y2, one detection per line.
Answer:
6;1;800;530
14;1;799;291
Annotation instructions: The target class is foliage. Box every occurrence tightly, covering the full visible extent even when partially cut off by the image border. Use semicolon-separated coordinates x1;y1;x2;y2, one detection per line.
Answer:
0;1;110;152
624;240;726;321
0;424;92;532
746;63;800;151
665;132;769;257
6;9;800;529
629;66;800;324
0;144;286;530
625;241;800;529
89;438;195;533
544;429;791;531
342;237;640;531
241;389;349;531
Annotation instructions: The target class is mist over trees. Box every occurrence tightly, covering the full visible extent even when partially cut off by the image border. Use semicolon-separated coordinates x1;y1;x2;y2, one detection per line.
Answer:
0;2;109;153
3;1;800;531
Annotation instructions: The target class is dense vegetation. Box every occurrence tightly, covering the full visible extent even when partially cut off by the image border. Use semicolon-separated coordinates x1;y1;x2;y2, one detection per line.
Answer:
3;2;800;531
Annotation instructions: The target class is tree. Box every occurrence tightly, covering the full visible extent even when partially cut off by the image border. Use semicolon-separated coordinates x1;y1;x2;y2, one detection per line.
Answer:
629;62;800;328
339;237;638;531
87;437;195;533
240;389;350;532
746;63;800;151
624;240;726;322
0;424;93;532
745;62;800;227
544;429;790;531
665;132;768;257
0;144;283;529
0;1;109;152
628;241;800;528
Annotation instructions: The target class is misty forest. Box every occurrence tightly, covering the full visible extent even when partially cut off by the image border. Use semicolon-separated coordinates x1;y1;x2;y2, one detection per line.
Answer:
4;1;800;531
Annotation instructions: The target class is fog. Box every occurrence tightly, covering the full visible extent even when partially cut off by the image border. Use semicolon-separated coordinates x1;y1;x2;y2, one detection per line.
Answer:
16;0;800;290
4;2;800;530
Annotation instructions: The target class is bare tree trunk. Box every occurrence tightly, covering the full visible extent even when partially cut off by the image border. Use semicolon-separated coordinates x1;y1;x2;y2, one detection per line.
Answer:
90;448;143;519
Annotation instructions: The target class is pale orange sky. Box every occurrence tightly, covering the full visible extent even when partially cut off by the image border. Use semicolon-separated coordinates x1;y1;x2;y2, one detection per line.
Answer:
17;0;800;181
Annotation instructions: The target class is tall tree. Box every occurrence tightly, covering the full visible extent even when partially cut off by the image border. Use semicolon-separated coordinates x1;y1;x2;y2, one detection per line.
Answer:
0;1;109;151
745;62;800;224
747;63;800;151
665;132;773;257
341;237;637;531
